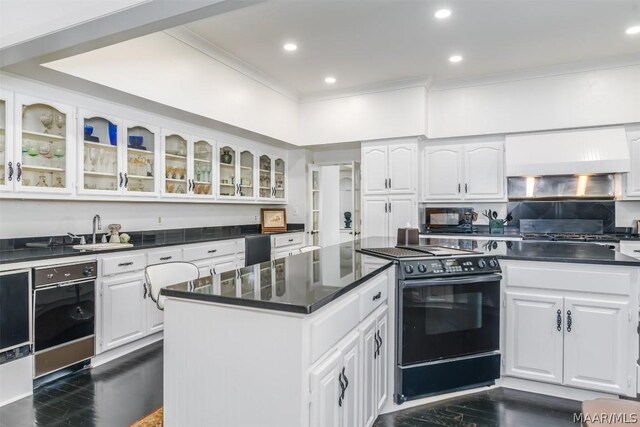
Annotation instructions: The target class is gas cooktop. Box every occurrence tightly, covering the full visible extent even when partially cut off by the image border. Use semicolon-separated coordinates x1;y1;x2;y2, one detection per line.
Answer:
521;233;618;242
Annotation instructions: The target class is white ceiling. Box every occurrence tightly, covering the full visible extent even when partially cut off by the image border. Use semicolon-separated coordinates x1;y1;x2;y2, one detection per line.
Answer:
184;0;640;96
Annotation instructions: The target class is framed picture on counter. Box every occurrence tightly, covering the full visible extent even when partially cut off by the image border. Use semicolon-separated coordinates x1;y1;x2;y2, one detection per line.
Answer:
261;208;287;233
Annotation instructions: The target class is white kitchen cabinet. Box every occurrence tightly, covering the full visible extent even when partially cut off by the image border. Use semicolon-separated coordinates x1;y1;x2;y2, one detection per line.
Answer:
503;266;636;396
423;141;505;202
101;272;147;352
563;297;629;394
361;306;388;427
337;331;359;427
271;232;305;259
505;292;564;384
362;195;417;238
623;130;640;198
310;350;341;427
362;141;417;196
375;309;388;414
123;120;160;196
14;94;75;195
0;89;14;193
217;144;257;200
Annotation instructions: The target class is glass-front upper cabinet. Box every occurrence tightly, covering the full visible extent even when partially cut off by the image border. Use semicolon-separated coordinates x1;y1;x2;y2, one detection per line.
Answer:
162;130;189;197
258;154;286;201
15;95;73;193
217;145;256;199
191;138;215;198
78;110;122;195
125;121;159;196
0;89;14;192
274;157;286;200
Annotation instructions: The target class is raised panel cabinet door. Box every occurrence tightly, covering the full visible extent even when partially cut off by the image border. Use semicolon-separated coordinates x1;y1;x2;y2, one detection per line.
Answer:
362;197;388;238
101;274;146;351
388;144;416;193
338;331;359;427
388;195;417;235
0;89;14;192
563;297;629;394
360;316;377;427
362;146;388;195
147;298;164;335
423;146;462;200
625;132;640;197
309;350;341;427
376;309;388;414
463;142;505;200
211;255;237;274
505;292;564;384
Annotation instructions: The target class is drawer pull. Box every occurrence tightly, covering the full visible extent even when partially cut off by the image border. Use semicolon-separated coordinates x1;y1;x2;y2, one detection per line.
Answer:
208;249;218;254
372;291;382;301
634;250;640;253
118;262;134;267
159;256;172;261
288;238;294;242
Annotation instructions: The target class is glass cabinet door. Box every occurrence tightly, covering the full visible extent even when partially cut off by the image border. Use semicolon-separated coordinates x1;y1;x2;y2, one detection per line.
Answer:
191;139;214;197
219;270;237;297
16;97;72;193
125;124;157;195
259;155;272;199
274;258;286;297
239;150;255;198
0;90;12;192
218;145;236;197
259;263;273;300
163;132;188;196
274;157;286;200
80;112;120;193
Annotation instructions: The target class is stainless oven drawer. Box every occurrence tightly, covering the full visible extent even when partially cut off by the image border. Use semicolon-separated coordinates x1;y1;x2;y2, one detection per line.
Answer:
34;336;94;378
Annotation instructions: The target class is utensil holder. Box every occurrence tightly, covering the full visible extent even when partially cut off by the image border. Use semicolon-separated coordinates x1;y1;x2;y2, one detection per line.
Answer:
489;219;505;234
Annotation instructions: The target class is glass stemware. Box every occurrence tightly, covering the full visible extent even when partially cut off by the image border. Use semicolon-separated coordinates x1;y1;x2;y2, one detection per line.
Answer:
54;113;65;136
88;148;97;172
40;113;53;134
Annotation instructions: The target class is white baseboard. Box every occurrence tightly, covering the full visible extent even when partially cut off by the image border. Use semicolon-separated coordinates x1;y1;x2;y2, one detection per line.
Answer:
92;333;163;368
498;376;619;401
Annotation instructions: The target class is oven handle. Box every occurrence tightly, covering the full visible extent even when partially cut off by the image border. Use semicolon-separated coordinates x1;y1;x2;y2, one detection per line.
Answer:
34;279;95;291
400;273;502;288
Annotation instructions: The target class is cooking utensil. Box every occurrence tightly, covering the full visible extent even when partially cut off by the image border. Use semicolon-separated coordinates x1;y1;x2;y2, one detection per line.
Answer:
492;211;498;219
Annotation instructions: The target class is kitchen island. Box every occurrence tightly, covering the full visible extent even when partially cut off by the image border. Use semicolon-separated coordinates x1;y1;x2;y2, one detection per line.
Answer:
161;237;640;427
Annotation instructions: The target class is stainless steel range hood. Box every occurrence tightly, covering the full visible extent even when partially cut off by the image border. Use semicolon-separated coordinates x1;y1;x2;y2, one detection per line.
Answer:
505;126;630;176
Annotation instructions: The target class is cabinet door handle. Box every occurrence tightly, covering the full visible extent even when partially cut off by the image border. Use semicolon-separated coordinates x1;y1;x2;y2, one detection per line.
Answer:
465;183;468;193
342;366;349;393
458;183;461;193
374;333;379;359
378;330;383;357
16;163;21;182
124;173;128;188
208;249;218;254
143;282;147;299
372;291;381;301
159;256;172;261
118;262;133;267
188;179;192;192
338;369;345;407
556;309;562;332
384;202;388;213
388;202;391;212
119;172;123;188
634;250;640;253
566;310;572;332
7;162;13;181
388;178;391;188
384;178;387;189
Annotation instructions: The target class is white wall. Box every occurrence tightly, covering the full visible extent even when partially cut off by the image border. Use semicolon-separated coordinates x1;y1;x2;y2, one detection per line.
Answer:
43;31;300;144
428;64;640;138
299;86;427;145
616;201;640;229
312;145;360;165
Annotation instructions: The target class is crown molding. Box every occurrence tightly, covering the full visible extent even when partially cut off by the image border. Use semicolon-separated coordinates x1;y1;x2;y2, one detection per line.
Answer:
164;26;300;101
430;52;640;91
300;76;433;103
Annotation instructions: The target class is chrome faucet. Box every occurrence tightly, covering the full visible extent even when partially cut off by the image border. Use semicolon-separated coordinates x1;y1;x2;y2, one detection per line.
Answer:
92;215;102;244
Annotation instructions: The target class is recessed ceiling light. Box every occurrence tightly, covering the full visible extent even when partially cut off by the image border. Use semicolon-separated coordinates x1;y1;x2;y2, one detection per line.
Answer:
324;76;336;84
434;9;452;19
626;26;640;35
449;55;463;63
283;43;298;51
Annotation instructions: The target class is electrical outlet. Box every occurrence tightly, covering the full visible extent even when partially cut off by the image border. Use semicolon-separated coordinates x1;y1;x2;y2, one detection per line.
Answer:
254;215;258;221
157;216;162;224
292;206;299;216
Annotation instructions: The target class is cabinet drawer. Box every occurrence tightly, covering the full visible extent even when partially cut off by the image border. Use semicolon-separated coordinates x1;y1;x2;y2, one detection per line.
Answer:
183;240;238;261
102;253;146;276
310;293;359;363
147;249;182;265
359;271;388;320
273;233;303;248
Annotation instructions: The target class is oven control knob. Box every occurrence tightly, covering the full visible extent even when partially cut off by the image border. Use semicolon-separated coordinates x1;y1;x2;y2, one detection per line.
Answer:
476;259;486;269
404;264;414;274
417;264;427;273
82;266;95;276
488;258;498;269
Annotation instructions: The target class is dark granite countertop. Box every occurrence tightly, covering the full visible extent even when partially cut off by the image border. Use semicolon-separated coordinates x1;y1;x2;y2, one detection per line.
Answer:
0;224;304;265
162;240;393;314
422;226;640;241
161;236;639;315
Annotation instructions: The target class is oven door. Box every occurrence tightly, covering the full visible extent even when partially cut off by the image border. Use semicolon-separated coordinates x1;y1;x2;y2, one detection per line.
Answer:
33;280;95;353
398;274;501;366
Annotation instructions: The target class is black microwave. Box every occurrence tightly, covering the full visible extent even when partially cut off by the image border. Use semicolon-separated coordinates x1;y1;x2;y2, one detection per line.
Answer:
425;208;476;233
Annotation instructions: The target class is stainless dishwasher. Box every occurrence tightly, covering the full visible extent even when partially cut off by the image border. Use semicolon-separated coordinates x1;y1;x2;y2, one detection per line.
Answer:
33;261;97;378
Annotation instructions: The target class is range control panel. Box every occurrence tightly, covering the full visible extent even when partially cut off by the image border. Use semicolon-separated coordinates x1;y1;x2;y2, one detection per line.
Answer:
399;256;501;279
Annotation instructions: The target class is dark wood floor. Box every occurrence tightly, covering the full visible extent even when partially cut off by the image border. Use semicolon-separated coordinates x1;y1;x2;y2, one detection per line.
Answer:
374;387;582;427
0;341;163;427
1;341;583;427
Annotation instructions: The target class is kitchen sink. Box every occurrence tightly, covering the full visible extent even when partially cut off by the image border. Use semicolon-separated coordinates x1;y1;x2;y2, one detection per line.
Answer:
72;243;134;251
